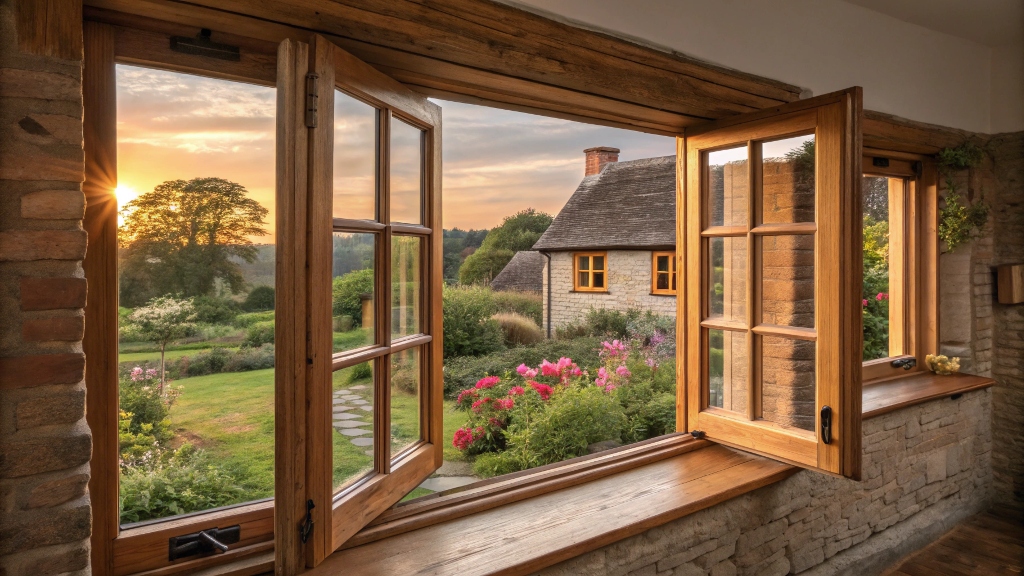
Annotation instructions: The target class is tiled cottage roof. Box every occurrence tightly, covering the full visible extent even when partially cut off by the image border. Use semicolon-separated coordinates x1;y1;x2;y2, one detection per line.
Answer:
490;251;545;294
532;156;676;251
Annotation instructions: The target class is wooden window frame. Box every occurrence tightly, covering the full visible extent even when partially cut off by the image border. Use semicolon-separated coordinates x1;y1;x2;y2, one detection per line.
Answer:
573;251;608;292
860;150;939;383
651;251;677;295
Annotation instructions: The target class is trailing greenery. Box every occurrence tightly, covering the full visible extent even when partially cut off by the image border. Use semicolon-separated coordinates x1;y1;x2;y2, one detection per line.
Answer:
937;142;987;252
458;209;552;285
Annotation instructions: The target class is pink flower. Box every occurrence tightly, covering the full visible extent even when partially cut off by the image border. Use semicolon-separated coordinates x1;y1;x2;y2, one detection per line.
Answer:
616;365;631;378
876;292;888;301
862;299;869;307
493;398;515;411
508;386;525;396
475;376;501;389
146;368;158;378
603;384;617;392
528;381;553;400
488;417;505;428
540;359;559;376
471;397;491;413
646;358;657;368
516;364;530;376
570;366;582;377
452;427;475;450
601;339;627;357
456;389;478;405
524;367;538;378
130;367;144;382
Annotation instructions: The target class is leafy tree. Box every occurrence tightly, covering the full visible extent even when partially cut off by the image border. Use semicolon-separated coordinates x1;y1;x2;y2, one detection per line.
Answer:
192;295;241;324
332;268;374;323
124;296;198;391
119;178;269;305
458;209;552;285
243;285;275;312
443;228;489;282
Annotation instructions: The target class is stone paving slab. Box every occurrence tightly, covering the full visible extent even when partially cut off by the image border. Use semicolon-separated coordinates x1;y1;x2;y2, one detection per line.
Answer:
333;412;361;420
334;420;369;429
351;437;374;447
339;428;371;437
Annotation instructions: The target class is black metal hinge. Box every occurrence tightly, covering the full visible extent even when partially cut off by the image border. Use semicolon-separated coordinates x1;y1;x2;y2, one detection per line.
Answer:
305;74;319;129
299;499;315;543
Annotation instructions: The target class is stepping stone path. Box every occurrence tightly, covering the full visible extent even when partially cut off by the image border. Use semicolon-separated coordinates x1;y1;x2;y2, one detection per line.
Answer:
331;386;374;450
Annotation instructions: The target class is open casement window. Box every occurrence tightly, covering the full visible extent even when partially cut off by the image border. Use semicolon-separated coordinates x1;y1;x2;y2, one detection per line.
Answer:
574;252;608;292
682;89;863;479
652;251;677;295
276;36;442;570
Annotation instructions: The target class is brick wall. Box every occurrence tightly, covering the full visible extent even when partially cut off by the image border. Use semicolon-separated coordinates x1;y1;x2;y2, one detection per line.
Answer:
0;0;92;574
543;250;677;330
539;390;993;576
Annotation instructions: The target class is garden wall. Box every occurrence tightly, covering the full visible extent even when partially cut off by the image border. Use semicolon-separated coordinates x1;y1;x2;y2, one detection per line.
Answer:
539;388;993;576
0;0;92;574
543;250;677;330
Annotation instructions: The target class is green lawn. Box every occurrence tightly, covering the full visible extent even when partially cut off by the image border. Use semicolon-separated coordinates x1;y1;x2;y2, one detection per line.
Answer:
119;347;239;364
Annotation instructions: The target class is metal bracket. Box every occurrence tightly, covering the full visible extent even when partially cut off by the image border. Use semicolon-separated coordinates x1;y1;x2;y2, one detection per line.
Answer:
168;525;240;561
299;499;315;544
305;74;319;128
891;357;917;370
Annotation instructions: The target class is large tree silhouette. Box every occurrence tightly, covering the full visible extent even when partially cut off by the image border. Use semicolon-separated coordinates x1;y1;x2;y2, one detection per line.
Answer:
119;178;269;306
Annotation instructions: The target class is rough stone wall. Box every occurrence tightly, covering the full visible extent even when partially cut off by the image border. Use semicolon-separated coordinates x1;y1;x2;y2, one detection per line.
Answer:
543;250;676;330
539;390;993;576
0;0;92;575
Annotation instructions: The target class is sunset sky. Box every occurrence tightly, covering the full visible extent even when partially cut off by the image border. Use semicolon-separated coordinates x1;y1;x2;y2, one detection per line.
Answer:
115;64;675;240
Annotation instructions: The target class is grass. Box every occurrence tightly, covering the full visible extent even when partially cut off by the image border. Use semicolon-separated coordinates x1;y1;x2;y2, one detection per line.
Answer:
118;347;239;364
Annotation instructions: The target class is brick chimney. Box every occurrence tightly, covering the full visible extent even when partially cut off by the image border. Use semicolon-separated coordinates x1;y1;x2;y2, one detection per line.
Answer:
584;146;620;176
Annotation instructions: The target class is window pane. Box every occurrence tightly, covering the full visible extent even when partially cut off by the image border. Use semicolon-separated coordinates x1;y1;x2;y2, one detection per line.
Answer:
656;273;669;290
708;146;748;227
708;329;747;414
391;347;421;458
333;233;376;353
708;237;746;322
578;255;590;271
390;118;423;224
760;336;815;431
761;134;815;224
578;272;590;288
392;235;421;339
593;272;605;288
862;175;891;361
334;91;377;221
593;255;605;270
656;255;669;273
115;65;276;525
333;362;375;492
761;234;815;328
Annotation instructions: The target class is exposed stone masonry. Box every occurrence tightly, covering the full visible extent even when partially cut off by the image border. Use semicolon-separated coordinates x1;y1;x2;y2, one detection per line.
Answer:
539;390;992;576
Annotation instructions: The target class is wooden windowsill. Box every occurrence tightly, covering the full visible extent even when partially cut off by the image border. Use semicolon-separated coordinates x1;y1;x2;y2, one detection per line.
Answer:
862;371;995;419
308;444;796;576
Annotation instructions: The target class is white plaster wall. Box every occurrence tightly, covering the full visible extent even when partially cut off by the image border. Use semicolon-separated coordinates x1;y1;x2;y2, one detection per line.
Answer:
543;250;676;330
503;0;1023;134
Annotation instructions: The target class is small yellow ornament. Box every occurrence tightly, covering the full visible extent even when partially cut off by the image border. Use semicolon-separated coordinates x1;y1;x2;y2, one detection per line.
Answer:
925;353;960;375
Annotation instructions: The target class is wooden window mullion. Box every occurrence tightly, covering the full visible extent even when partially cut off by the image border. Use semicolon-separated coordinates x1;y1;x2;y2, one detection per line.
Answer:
378;108;393;474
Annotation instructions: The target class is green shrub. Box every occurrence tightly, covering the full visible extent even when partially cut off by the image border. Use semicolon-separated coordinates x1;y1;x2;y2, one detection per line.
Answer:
179;347;232;377
243;320;275;348
232;310;275;328
442;285;504;359
119;443;245;524
443;337;602;398
243;285;275;312
332;268;374;322
615;380;676;443
333;315;355;332
492;290;543;326
192;295;241;324
222;344;275;372
472;450;531;478
492;312;544;347
348;361;372;383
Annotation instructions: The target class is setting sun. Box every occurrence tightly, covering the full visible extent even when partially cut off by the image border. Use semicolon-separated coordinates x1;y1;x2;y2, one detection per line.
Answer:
114;184;140;208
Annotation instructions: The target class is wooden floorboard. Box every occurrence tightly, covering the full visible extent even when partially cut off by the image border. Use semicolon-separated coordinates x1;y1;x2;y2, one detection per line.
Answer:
884;511;1024;576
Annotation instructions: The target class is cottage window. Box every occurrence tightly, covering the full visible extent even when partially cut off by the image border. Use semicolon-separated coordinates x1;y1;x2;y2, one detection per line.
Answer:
652;251;677;294
574;252;608;291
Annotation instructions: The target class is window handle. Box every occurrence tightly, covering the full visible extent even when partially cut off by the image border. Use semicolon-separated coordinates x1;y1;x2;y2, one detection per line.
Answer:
168;525;240;561
820;406;832;445
891;357;916;370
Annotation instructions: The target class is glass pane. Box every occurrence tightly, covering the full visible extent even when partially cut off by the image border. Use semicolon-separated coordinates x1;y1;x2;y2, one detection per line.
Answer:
761;235;815;328
708;329;748;414
578;272;590;288
593;255;604;271
656;273;669;290
334;90;377;221
392;235;421;339
593;272;605;289
578;255;590;271
390;118;423;224
760;336;815;431
656;255;669;273
708;237;746;321
708;146;749;227
761;134;815;224
862;175;891;361
333;233;376;353
391;347;421;458
333;361;375;492
115;65;276;525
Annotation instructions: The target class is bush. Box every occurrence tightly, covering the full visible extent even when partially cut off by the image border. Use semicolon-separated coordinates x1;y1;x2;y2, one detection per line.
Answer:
492;312;544;347
243;320;275;347
179;347;232;377
232;310;275;328
443;337;602;398
243;285;275;312
119;443;245;524
348;361;372;383
442;285;504;359
192;295;241;324
332;268;374;322
615;379;676;443
222;344;275;372
492;291;543;326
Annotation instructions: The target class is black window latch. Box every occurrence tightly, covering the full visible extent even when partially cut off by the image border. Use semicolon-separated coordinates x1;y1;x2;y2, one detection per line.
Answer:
891;357;916;370
300;499;315;543
168;525;240;561
820;406;833;445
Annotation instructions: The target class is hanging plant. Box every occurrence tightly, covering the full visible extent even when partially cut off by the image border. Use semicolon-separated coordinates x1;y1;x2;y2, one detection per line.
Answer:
937;142;987;252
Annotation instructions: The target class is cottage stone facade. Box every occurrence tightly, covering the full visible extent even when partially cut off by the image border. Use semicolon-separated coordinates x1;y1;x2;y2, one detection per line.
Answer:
542;250;677;331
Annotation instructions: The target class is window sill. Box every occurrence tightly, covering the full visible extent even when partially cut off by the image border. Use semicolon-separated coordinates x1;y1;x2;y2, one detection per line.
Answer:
569;289;609;294
862;371;995;419
307;444;796;576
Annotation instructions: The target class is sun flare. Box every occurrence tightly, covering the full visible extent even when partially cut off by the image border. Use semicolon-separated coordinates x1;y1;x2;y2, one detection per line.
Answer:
114;184;140;208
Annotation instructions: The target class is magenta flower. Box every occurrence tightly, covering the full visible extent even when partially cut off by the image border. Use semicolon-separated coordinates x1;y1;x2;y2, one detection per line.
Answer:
616;365;631;378
528;381;553;400
475;375;501;389
876;292;888;301
508;386;525;396
493;398;515;411
471;397;491;413
540;359;559;376
862;298;868;307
